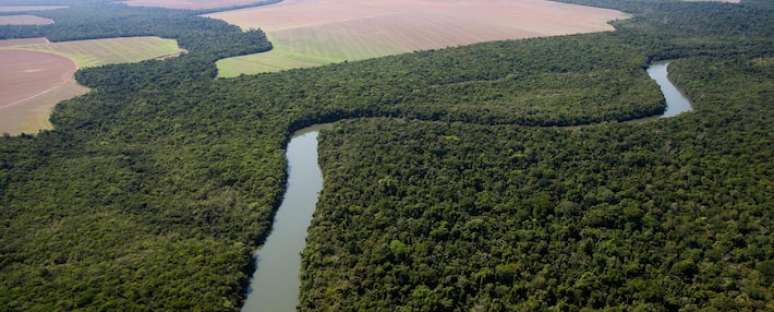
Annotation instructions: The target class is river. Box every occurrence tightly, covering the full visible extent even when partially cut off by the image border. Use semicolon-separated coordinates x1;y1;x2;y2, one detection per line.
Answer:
240;61;693;311
647;61;693;118
240;124;329;312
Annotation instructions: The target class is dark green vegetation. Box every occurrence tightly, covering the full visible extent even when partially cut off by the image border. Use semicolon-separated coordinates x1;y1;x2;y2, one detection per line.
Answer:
561;0;774;63
1;0;773;311
306;56;774;310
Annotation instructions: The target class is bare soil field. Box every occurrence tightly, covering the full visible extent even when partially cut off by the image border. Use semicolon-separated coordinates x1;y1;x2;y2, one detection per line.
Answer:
0;36;183;134
207;0;627;76
0;37;49;48
122;0;270;10
0;50;88;135
0;5;67;12
6;36;183;68
0;15;54;25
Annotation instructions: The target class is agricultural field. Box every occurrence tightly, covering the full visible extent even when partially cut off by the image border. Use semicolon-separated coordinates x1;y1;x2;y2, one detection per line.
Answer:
0;0;771;310
121;0;273;10
0;15;53;25
207;0;627;77
4;36;184;68
0;36;183;135
0;37;48;48
0;5;67;12
0;50;87;135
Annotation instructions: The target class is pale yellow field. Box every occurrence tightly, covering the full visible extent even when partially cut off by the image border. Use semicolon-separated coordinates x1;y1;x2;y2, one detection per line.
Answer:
207;0;627;77
4;36;184;68
0;5;67;12
0;37;49;48
0;36;184;135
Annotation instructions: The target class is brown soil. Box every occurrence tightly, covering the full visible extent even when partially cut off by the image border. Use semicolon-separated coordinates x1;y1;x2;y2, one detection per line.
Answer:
0;15;54;25
0;37;49;48
0;50;88;135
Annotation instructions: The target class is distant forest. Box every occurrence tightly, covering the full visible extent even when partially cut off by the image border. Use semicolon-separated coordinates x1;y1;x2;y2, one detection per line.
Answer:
0;0;772;311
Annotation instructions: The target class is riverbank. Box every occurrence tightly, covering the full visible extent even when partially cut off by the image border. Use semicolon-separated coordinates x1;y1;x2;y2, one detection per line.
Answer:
241;60;694;310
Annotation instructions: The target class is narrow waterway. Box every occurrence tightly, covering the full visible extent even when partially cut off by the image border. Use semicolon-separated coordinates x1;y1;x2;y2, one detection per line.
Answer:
647;61;693;117
241;61;693;311
241;124;329;312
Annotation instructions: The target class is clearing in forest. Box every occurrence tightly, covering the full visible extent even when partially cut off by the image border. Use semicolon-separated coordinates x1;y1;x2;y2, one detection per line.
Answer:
0;15;54;25
207;0;627;77
0;36;184;135
5;36;184;68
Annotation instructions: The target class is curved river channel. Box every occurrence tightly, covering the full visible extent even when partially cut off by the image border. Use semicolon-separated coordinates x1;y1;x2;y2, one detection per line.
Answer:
240;61;693;311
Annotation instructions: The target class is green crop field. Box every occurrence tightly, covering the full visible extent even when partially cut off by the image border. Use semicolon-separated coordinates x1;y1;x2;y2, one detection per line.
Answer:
6;36;183;68
214;33;401;77
0;36;183;135
216;43;336;77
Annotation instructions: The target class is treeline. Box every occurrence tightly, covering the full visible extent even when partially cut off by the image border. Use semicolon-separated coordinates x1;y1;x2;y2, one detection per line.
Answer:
304;55;774;311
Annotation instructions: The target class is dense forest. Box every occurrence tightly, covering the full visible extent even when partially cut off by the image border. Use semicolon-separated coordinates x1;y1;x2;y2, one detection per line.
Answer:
0;0;772;311
305;56;774;310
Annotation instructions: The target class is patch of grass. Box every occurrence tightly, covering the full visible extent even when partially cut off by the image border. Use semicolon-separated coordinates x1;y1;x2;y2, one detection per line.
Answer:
217;44;335;77
215;31;395;77
752;57;774;67
0;36;181;135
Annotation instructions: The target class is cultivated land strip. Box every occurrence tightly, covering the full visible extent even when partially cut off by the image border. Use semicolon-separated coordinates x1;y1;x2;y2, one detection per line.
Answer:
0;15;53;25
1;36;183;68
207;0;627;76
0;36;183;134
123;0;278;10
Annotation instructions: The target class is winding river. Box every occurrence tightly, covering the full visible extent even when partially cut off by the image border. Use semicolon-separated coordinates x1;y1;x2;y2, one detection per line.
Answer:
241;124;330;312
647;61;694;117
240;61;693;311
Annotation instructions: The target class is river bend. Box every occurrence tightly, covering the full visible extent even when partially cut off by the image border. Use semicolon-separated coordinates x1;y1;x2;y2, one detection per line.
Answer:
241;61;693;311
